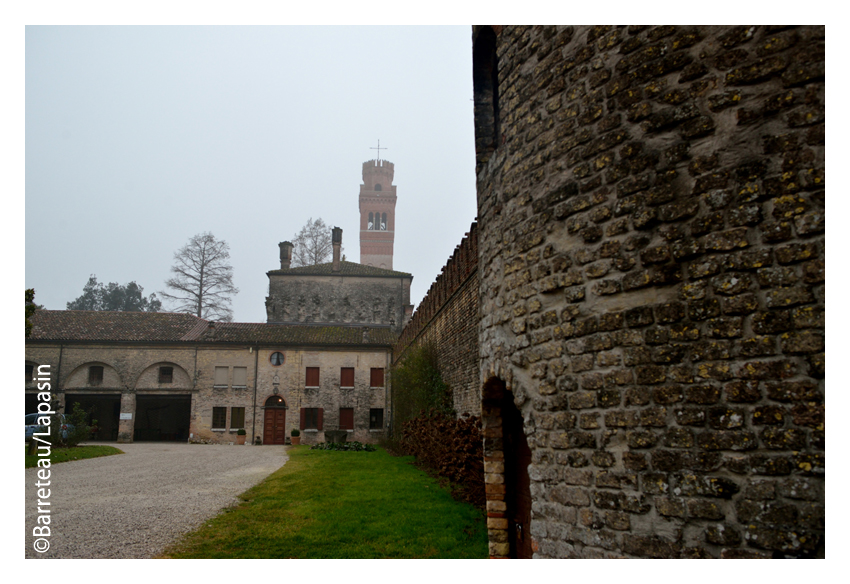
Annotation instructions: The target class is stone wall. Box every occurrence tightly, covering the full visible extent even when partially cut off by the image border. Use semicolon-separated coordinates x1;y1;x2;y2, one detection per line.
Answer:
394;223;480;416
26;340;391;445
266;274;410;334
473;26;824;558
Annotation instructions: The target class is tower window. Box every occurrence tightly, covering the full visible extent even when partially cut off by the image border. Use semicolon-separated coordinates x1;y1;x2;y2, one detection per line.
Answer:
473;26;500;166
368;212;374;230
381;213;387;230
374;183;382;191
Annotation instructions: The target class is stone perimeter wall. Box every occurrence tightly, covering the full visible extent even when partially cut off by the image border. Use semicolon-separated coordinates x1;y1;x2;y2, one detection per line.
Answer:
393;223;480;416
474;26;824;558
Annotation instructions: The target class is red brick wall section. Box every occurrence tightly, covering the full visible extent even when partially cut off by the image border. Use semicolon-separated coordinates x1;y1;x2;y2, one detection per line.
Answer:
394;222;480;416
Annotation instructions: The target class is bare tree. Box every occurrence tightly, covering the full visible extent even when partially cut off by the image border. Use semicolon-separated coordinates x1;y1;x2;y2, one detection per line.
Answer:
161;232;239;321
291;217;342;267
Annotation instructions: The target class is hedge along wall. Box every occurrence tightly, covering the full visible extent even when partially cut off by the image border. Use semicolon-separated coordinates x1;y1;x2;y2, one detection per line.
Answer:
393;223;480;417
472;26;824;558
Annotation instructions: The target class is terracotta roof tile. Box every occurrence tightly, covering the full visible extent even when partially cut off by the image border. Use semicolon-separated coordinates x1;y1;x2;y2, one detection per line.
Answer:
28;310;396;347
30;310;204;342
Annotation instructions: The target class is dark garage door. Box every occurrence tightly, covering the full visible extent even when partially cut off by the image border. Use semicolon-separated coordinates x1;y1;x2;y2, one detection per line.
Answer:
134;394;191;442
65;394;121;441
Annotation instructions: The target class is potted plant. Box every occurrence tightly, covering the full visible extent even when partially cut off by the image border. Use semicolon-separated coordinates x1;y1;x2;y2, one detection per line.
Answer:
236;428;247;445
290;428;301;446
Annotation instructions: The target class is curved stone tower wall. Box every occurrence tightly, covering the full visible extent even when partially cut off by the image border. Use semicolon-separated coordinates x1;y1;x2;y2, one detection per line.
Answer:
473;25;824;559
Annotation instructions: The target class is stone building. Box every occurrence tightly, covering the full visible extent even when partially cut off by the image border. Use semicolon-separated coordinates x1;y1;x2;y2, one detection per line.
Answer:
266;227;413;335
471;26;824;558
26;310;394;445
26;159;414;446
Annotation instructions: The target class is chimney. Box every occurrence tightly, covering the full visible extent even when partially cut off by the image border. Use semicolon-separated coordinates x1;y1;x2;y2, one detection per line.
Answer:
332;227;342;272
279;241;293;270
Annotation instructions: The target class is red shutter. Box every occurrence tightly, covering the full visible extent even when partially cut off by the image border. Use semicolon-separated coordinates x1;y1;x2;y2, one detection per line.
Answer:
371;368;384;387
306;367;320;387
300;407;305;429
340;408;354;430
341;367;354;387
318;408;324;431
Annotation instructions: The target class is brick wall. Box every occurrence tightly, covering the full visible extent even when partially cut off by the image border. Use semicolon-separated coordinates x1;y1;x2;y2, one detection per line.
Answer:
394;223;480;416
473;26;824;558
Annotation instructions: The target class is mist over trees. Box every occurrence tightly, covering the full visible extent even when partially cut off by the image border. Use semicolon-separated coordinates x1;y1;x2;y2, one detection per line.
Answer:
161;232;239;322
291;217;343;267
66;276;162;312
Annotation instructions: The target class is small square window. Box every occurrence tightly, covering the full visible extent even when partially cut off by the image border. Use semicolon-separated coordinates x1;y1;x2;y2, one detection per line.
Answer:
230;407;245;430
89;366;104;386
212;407;227;429
158;366;173;384
302;407;322;430
370;408;384;430
370;368;385;388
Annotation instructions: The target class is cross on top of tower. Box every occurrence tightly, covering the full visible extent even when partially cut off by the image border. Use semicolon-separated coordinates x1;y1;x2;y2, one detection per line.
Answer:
370;139;387;161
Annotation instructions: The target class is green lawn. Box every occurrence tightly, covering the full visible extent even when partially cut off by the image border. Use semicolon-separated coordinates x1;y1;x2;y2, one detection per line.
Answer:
25;444;123;468
163;446;488;559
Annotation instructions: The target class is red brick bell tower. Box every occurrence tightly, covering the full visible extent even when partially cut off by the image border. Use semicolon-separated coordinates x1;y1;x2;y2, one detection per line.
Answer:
359;158;397;269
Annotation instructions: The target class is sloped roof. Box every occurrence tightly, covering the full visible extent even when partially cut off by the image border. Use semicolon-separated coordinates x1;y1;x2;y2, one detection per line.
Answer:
268;260;411;278
194;322;398;345
28;310;396;347
29;310;205;342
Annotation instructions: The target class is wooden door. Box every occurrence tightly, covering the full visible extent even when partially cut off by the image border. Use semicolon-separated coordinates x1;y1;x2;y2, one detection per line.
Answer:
263;408;287;445
503;393;532;558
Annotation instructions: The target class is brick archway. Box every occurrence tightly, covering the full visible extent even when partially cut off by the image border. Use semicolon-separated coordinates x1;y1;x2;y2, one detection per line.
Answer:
482;377;533;558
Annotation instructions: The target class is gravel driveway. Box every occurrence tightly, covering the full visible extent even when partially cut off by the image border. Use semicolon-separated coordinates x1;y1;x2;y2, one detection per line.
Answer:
24;442;289;558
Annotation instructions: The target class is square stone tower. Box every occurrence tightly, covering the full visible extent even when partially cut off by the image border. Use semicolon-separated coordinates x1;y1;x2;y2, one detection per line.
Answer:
359;159;397;269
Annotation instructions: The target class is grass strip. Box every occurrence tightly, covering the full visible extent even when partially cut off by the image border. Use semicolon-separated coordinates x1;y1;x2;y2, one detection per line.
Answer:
163;446;488;559
25;444;123;468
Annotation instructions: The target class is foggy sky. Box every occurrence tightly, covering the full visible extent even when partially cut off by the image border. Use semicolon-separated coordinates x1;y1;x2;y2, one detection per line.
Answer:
25;26;478;322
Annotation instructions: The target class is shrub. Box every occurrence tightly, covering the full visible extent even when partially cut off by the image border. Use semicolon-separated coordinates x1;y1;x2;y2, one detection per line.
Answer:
48;401;95;448
391;342;453;437
291;429;300;437
399;409;484;509
237;428;246;435
390;343;484;509
311;441;375;452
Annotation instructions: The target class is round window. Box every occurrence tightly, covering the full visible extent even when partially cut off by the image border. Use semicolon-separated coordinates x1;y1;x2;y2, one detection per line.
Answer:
270;352;285;366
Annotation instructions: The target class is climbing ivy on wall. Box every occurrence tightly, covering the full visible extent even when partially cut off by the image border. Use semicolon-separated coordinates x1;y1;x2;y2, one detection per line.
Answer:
390;343;484;509
391;342;453;431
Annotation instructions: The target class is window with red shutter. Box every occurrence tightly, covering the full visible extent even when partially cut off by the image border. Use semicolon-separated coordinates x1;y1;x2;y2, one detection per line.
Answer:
340;367;355;387
301;407;323;430
339;408;354;430
306;367;320;387
370;368;385;387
